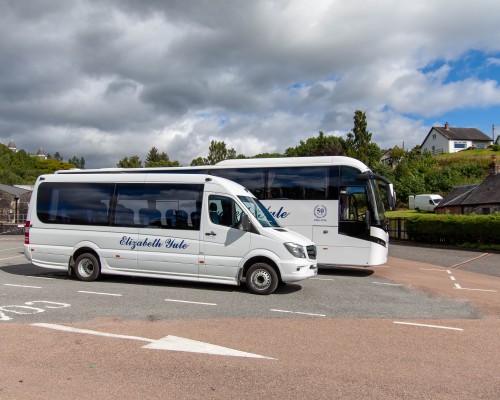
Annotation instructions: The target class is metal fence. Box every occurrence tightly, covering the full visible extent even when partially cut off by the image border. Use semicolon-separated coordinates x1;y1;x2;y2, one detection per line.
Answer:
387;217;409;240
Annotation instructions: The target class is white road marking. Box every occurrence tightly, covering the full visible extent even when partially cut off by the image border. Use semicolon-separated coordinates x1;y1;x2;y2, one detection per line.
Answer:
270;309;326;317
4;284;42;289
30;276;55;280
0;255;25;261
455;283;462;289
31;323;275;359
0;247;22;252
165;299;217;306
450;276;456;281
372;282;404;286
394;322;463;331
455;287;497;292
310;278;335;281
78;291;122;297
419;268;449;272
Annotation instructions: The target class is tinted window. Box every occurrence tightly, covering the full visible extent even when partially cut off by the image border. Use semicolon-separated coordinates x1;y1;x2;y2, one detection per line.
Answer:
208;195;244;228
267;166;339;200
37;182;114;225
114;183;203;230
211;168;266;199
340;166;362;185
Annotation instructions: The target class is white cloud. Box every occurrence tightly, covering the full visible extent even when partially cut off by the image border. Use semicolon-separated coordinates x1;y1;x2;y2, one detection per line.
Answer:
1;0;500;167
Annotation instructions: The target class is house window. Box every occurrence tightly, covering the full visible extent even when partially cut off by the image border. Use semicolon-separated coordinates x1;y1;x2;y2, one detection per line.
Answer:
432;134;436;140
482;207;491;215
454;142;467;149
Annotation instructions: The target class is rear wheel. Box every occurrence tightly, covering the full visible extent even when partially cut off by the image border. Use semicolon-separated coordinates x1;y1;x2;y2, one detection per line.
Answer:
246;262;279;295
74;253;101;282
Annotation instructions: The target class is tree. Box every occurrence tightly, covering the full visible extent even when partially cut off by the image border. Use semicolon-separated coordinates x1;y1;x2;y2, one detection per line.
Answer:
53;152;63;161
190;140;239;166
68;156;85;169
284;131;345;157
344;110;382;168
117;155;143;168
144;147;179;167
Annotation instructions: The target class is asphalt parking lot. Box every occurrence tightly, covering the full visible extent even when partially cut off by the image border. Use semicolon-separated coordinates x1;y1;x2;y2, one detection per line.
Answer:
1;235;499;399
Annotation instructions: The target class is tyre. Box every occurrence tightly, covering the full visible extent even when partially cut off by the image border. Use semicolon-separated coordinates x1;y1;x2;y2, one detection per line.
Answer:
246;262;279;295
74;253;101;282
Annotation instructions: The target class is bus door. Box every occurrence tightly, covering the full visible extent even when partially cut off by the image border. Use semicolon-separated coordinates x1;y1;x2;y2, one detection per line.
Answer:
201;194;250;282
336;185;371;265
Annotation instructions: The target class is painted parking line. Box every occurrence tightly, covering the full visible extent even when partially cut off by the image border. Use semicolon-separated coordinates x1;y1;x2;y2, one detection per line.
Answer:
372;282;404;286
0;247;23;252
310;277;335;281
32;323;275;359
165;299;217;306
270;309;326;317
394;321;463;331
454;284;496;292
78;291;122;297
4;284;42;289
423;268;497;293
0;255;25;261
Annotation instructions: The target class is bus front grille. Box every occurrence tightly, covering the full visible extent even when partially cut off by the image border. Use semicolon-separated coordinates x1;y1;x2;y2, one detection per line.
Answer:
307;245;317;260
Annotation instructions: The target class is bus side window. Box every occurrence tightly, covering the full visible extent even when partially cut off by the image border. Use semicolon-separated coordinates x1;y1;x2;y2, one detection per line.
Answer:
208;195;243;228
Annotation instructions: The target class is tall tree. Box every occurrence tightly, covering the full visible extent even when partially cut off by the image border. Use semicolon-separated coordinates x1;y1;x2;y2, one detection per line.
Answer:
345;110;381;168
144;147;180;167
285;131;345;157
191;140;239;166
117;155;143;168
68;156;85;169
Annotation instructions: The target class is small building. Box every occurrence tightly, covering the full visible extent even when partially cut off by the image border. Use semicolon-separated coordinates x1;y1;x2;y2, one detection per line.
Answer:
36;146;47;160
421;123;493;155
7;139;18;152
0;184;32;224
435;157;500;215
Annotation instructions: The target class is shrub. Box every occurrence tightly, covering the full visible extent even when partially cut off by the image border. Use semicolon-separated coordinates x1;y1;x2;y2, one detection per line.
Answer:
406;214;500;246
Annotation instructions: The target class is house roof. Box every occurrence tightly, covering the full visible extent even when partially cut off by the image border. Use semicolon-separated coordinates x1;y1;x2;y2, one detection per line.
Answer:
0;184;31;197
436;184;478;208
461;173;500;205
436;174;500;209
421;126;492;147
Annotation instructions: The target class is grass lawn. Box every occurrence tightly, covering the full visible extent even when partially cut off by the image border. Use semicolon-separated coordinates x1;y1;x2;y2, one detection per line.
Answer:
437;148;499;162
386;209;437;218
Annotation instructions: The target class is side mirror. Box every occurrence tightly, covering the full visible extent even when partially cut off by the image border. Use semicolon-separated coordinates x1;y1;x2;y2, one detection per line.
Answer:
386;183;396;210
240;213;252;231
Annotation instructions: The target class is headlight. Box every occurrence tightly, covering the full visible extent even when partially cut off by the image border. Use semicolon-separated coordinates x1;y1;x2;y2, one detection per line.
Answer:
284;242;306;258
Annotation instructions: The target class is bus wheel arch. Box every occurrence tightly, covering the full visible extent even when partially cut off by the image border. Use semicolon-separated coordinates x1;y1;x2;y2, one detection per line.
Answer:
72;248;101;282
243;257;280;295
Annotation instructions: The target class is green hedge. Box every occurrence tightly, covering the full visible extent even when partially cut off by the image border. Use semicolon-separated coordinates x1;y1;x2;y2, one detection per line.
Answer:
406;214;500;247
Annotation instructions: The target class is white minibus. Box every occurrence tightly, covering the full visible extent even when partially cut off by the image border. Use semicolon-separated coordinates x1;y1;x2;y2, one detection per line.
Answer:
61;156;395;267
24;173;317;295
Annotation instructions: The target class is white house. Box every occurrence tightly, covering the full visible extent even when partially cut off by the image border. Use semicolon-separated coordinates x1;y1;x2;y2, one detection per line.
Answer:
421;123;493;154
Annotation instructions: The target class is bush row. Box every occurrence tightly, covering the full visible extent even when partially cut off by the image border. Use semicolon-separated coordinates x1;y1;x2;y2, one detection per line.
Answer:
405;214;500;246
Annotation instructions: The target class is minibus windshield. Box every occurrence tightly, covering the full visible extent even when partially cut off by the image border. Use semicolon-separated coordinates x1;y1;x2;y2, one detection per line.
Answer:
238;196;280;228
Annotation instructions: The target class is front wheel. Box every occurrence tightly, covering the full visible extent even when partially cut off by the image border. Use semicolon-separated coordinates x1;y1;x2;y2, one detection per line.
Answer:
74;253;101;282
246;263;279;295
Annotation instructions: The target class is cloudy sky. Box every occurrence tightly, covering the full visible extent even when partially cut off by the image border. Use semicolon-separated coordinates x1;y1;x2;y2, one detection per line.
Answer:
1;0;500;168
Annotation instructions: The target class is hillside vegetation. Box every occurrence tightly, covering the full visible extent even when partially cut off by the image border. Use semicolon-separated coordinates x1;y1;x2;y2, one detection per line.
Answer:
373;147;499;208
0;144;75;185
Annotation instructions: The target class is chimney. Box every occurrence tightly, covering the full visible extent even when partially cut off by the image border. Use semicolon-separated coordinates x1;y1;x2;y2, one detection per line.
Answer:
444;122;449;130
